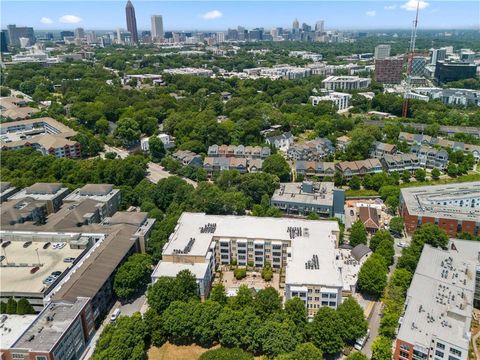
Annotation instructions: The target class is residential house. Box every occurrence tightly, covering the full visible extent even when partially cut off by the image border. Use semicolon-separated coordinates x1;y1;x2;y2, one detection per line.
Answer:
172;150;203;167
335;159;383;178
208;144;270;159
411;145;449;169
336;135;351;151
370;141;397;158
380;153;421;173
265;132;294;151
295;161;336;177
358;206;380;233
287;138;334;161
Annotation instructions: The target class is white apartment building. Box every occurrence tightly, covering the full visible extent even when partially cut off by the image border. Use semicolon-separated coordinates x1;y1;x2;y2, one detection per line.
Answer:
322;75;371;91
395;240;480;360
151;213;357;317
310;92;352;110
374;44;391;60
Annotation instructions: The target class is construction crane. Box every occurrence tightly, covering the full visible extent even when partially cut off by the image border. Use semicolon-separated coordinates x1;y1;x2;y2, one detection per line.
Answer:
402;0;421;118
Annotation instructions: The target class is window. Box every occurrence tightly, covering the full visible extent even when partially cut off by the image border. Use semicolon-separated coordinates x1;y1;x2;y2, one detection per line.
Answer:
315;289;320;294
437;343;445;350
399;350;410;359
36;357;48;360
435;350;444;358
450;348;462;357
221;254;228;259
321;301;328;306
329;293;336;298
308;297;312;301
448;357;459;360
322;293;329;299
329;301;336;307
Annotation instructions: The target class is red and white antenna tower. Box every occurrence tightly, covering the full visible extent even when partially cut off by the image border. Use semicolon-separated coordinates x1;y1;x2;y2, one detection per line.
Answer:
402;0;421;118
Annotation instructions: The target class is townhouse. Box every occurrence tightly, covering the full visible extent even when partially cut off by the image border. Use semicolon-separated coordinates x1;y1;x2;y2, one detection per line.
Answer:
411;145;449;169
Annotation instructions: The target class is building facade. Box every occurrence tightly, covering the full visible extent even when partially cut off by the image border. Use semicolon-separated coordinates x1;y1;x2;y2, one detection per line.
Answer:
374;57;404;84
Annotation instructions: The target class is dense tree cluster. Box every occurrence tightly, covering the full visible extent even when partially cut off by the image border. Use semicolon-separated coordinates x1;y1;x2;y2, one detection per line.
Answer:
113;254;153;301
0;298;35;315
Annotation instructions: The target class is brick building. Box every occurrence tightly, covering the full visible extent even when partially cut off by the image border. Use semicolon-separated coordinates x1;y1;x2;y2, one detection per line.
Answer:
374;57;404;84
400;182;480;237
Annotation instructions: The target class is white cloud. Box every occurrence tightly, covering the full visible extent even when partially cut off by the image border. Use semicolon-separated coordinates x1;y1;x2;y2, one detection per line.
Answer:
401;0;429;11
384;5;397;10
366;10;376;16
40;17;53;24
201;10;223;20
59;15;82;24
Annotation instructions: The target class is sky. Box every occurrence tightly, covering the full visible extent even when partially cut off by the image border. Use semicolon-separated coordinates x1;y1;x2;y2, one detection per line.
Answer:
1;0;479;31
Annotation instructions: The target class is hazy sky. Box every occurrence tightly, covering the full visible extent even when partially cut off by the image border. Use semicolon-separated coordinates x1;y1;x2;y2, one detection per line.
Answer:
2;0;479;31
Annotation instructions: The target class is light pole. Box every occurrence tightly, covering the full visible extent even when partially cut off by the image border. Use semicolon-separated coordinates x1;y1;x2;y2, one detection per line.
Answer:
35;248;41;266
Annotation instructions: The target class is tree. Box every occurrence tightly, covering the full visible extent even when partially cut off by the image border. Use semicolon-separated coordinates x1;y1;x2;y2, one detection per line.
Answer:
199;348;253;360
234;267;247;280
254;320;299;356
92;313;148;360
371;336;393;360
414;168;426;182
412;223;448;249
0;301;6;314
375;239;395;265
349;176;361;190
337;297;368;344
369;229;394;252
216;307;244;348
114;117;141;146
447;163;458;177
262;154;291;182
401;170;411;183
147;270;198;314
143;308;166;347
16;298;35;315
114;254;152;300
349;220;368;247
254;287;282;317
230;284;254;309
358;254;388;298
285;297;307;328
389;217;404;235
261;262;273;281
309;307;343;356
346;353;369;360
277;342;323;360
193;300;223;347
148;136;165;162
6;298;17;314
162;300;197;344
209;284;228;305
431;168;440;180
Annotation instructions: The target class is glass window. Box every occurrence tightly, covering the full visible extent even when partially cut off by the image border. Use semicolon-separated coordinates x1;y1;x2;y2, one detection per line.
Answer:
450;348;462;357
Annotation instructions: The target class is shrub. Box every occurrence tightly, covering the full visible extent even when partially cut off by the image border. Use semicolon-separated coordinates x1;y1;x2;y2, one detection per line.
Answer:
234;267;247;280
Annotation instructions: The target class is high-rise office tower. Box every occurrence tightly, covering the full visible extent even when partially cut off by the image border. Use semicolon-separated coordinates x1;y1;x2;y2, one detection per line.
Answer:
430;48;447;65
74;27;85;39
7;24;35;46
151;15;164;41
1;30;9;52
374;44;391;60
315;20;325;33
125;0;138;43
292;18;300;30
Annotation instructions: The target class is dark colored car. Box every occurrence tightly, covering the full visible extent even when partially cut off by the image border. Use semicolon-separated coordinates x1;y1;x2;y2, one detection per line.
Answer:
30;266;40;274
2;241;11;248
23;241;32;248
0;256;5;262
51;271;61;276
43;242;51;249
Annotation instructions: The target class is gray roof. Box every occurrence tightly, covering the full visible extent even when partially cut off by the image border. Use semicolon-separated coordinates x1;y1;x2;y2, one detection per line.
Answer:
351;244;372;262
78;184;113;196
25;183;63;195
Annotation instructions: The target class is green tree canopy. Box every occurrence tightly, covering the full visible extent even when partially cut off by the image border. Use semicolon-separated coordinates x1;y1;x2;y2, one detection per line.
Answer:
337;297;368;344
262;154;291;182
349;220;368;247
114;254;152;300
358;253;388;298
309;307;344;356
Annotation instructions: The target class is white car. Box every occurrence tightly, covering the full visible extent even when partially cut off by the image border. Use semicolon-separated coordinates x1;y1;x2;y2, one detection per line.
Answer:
354;329;370;350
57;242;66;249
397;241;408;248
110;308;121;322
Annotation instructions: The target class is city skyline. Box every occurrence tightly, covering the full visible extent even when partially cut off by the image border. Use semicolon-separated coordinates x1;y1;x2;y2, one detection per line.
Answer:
1;1;479;31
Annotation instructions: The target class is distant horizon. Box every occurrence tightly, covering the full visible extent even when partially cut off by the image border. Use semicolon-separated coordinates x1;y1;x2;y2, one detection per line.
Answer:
2;1;479;32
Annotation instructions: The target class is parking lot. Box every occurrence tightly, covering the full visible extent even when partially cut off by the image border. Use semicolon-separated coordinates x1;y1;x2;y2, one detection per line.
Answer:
0;241;84;295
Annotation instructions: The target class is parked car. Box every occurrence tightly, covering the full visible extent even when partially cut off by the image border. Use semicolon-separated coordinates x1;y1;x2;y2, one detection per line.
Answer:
354;329;370;350
23;241;32;248
63;257;75;263
1;241;11;248
110;308;121;322
0;256;5;262
51;271;61;276
57;242;66;249
31;266;40;274
43;242;51;249
52;243;59;249
43;276;55;285
397;241;408;248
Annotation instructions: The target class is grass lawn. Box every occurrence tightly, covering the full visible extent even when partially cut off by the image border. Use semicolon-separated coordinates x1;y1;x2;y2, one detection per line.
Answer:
148;342;218;360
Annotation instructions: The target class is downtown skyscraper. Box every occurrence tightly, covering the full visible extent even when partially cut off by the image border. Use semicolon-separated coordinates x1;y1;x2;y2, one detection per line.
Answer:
151;15;164;42
125;0;138;43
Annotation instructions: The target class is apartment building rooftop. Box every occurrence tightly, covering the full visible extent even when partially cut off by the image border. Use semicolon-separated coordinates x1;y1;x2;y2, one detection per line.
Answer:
271;182;335;207
0;314;37;350
64;184;119;203
0;96;40;120
400;182;480;221
12;297;90;352
397;240;478;352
